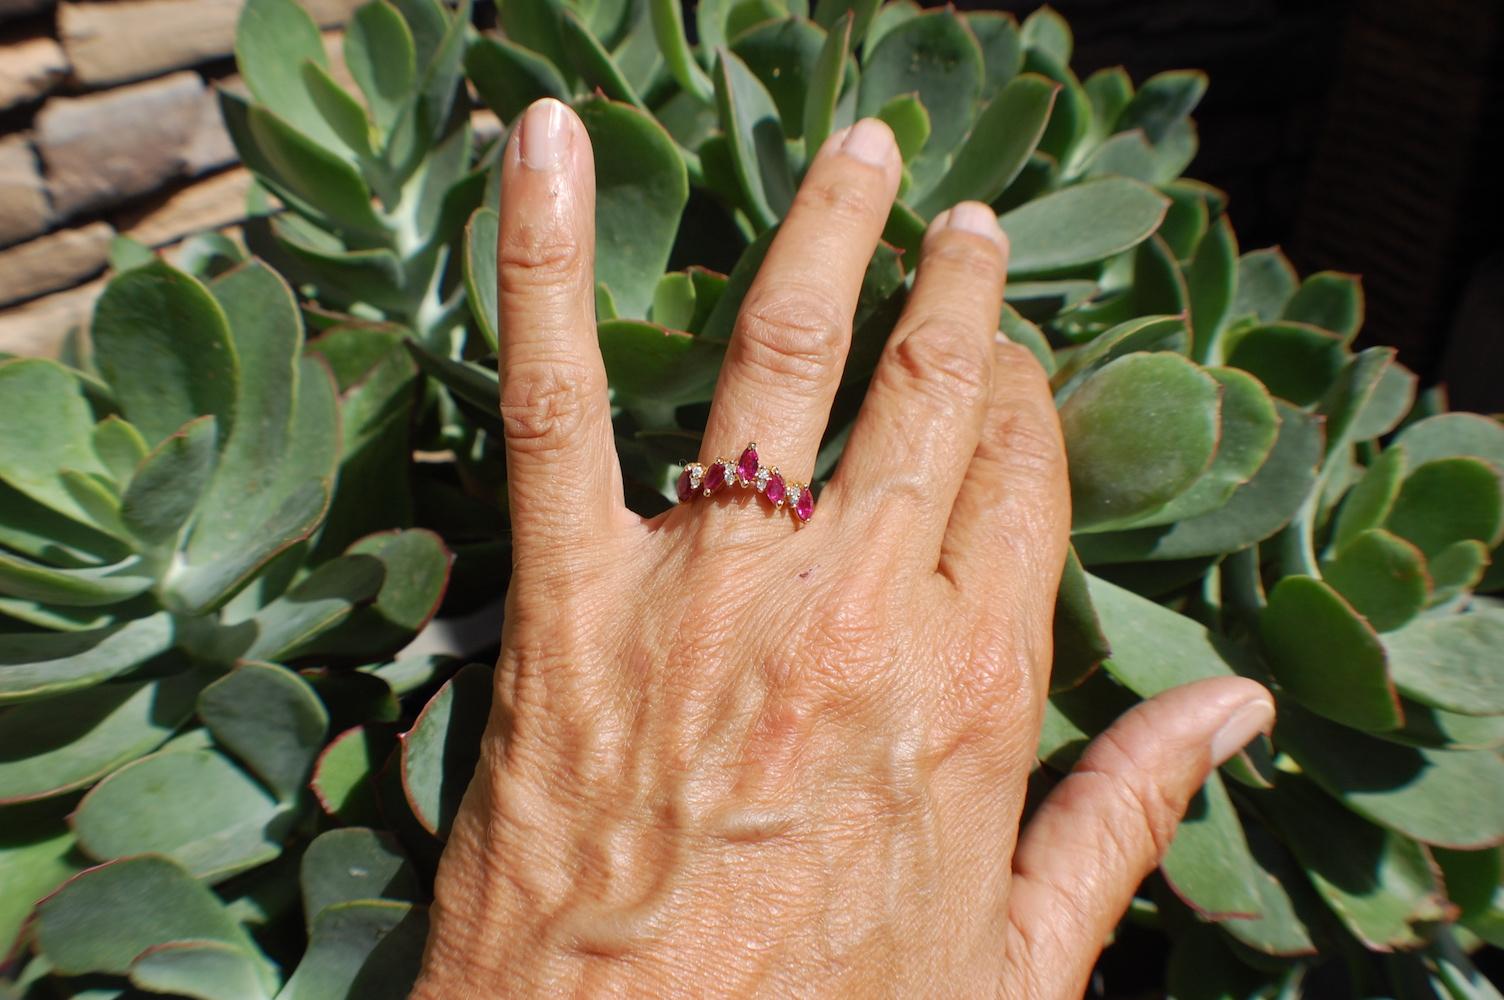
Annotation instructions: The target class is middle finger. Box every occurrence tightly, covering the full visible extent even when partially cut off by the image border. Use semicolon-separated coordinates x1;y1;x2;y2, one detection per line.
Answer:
698;119;900;513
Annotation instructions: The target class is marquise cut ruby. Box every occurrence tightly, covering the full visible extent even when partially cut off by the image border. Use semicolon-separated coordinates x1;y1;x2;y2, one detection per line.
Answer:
703;461;727;494
764;472;786;506
737;445;759;484
793;486;814;522
675;467;695;502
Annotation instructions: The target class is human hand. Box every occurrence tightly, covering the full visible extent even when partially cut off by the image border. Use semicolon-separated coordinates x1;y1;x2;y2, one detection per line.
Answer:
410;98;1275;999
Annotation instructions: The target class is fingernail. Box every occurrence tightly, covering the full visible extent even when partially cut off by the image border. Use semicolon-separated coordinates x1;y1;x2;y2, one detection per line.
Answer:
995;330;1012;344
1210;698;1275;765
948;202;1007;251
841;118;896;167
519;98;570;171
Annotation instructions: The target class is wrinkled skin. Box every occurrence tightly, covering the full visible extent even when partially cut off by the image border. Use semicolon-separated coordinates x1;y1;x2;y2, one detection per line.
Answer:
411;100;1274;999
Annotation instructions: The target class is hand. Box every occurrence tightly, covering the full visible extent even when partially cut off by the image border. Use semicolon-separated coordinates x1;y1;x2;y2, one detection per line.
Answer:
411;98;1275;999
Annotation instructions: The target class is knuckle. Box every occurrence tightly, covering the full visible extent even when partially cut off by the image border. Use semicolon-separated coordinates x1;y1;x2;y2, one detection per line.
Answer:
927;235;1004;285
500;356;600;457
794;175;881;228
497;223;585;291
889;318;992;410
734;287;848;390
1087;728;1184;858
991;408;1064;477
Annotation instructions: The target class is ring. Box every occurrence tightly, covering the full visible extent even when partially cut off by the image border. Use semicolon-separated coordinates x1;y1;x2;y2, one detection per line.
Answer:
675;443;815;523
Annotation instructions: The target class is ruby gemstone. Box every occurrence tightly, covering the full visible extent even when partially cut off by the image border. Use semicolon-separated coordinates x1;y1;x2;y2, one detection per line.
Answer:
764;472;785;506
675;468;695;502
703;461;727;494
794;486;814;522
737;445;759;484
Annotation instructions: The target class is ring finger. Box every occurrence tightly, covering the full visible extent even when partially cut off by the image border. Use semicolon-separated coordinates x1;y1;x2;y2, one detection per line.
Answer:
698;118;901;513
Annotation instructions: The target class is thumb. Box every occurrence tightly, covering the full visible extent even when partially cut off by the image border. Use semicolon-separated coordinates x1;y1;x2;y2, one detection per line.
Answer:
1002;677;1274;999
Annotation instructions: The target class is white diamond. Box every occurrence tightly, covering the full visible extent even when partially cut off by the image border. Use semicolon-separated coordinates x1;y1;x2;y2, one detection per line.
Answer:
688;464;703;489
755;467;770;492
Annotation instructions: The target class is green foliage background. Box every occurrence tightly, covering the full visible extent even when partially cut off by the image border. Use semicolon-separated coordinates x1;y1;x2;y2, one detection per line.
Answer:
2;0;1503;997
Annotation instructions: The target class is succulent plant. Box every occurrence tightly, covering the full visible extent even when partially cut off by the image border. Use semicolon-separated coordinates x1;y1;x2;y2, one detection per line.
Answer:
3;0;1503;997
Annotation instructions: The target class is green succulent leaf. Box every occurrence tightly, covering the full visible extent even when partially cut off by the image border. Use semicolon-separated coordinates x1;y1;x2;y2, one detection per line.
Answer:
1393;412;1504;470
1115;69;1206;144
276;900;429;1000
399;662;492;838
1086;572;1243;697
802;12;853;154
857;9;983;193
1083;65;1132;139
0;613;174;705
1228;247;1298;326
1385;457;1503;558
301;60;375;158
1000;177;1168;275
873;93;930;164
247;106;388;238
466;35;567;123
130;939;275;1000
580;98;690;318
1349;358;1418;442
0;549;154;609
34;855;270;985
301;827;420;925
732;18;826;140
229;553;385;662
0;673;200;804
0;800;80;959
1383;609;1504;717
915;73;1057;215
91;415;150;488
463;207;500;348
199;662;332;800
235;0;341;149
1061;352;1221;530
1428;539;1490;606
1277;701;1504;849
498;0;569;74
120;415;218;545
1049;546;1110;691
1320;529;1429;633
1281;270;1363;341
716;47;796;229
71;747;292;881
599;320;721;406
347;1;418;133
813;0;879;46
293;529;452;660
1261;575;1401;731
1019;4;1072;65
1224;321;1346;406
1332;445;1407;553
311;726;390;825
1162;771;1266;921
968;11;1023;103
648;0;714;103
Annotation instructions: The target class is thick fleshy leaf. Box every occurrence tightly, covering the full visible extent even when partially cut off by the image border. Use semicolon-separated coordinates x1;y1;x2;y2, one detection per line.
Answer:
0;549;153;608
874;93;930;163
0;799;79;959
0;359;115;526
120;415;218;545
856;9;984;192
72;748;291;881
1060;353;1221;530
384;0;469;176
1383;609;1504;716
312;726;392;825
35;856;268;983
1225;321;1346;406
968;11;1023;102
1022;48;1086;167
1087;573;1243;696
1119;366;1278;527
580;99;690;319
399;663;492;837
813;0;879;46
732;18;825;140
1392;699;1504;751
1050;314;1187;400
802;11;852;152
301;828;419;925
915;73;1058;215
648;0;713;103
1001;178;1169;275
1350;359;1418;442
1261;575;1400;731
0;613;174;705
560;6;641;105
1385;457;1503;558
463;207;500;349
1160;771;1263;920
1116;69;1206;143
1019;5;1071;64
862;0;918;54
91;264;240;450
1049;547;1109;691
1217;830;1320;957
302;61;375;158
1321;529;1428;632
235;0;340;149
1187;214;1236;363
1075;402;1323;563
346;1;417;132
199;662;331;800
598;320;721;406
715;48;795;229
1277;701;1504;849
0;674;200;803
276;900;428;1000
293;529;452;660
466;35;567;123
130;940;274;1000
92;415;149;488
1332;445;1407;553
1393;413;1504;470
1260;776;1446;951
1228;247;1297;326
1428;539;1490;605
247;106;386;237
1281;270;1363;341
226;554;384;662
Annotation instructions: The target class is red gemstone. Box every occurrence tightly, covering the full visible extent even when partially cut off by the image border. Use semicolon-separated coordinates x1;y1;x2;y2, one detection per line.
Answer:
737;445;759;484
675;467;695;502
764;472;785;506
793;486;814;522
703;461;727;494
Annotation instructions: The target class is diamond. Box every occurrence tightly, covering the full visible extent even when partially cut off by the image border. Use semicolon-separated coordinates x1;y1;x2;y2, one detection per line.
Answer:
689;463;703;490
765;470;786;507
737;444;759;485
755;466;770;492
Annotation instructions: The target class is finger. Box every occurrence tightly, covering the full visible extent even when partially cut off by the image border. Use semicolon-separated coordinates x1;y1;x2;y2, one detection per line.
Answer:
824;203;1007;549
1003;678;1275;998
938;331;1070;594
497;98;623;561
699;119;900;507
